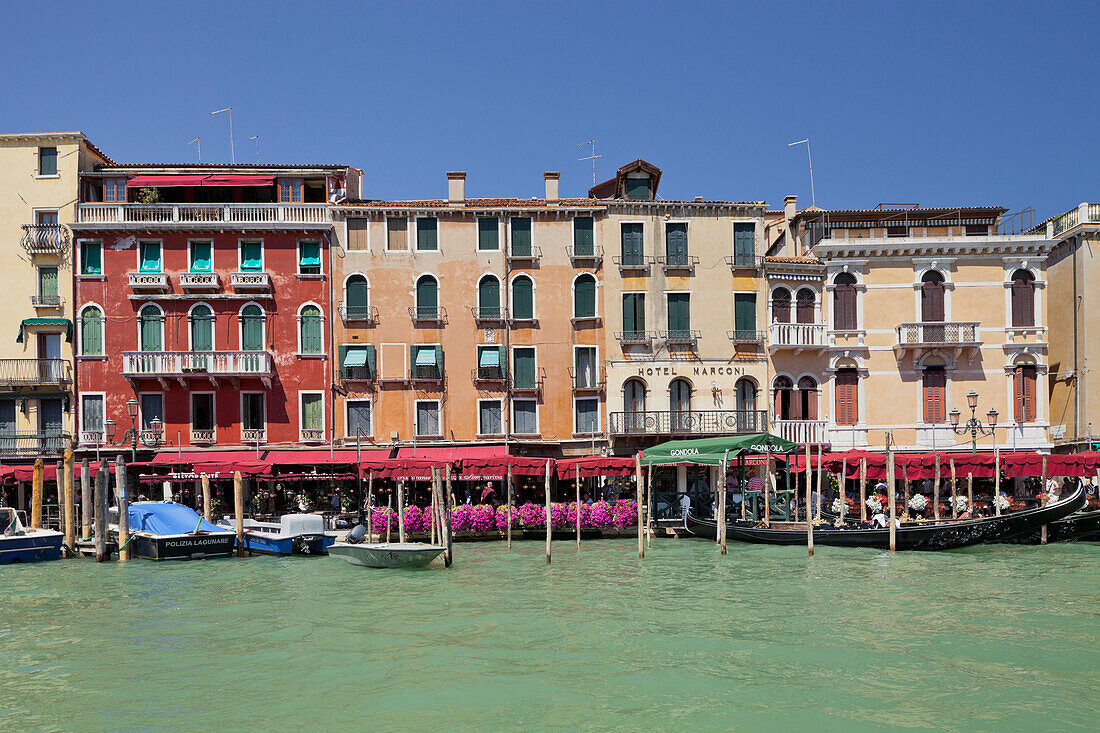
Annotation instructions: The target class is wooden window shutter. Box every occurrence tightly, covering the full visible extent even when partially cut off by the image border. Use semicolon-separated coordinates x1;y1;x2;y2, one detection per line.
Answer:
771;290;791;324
796;290;815;324
923;368;945;424
835;370;858;426
1012;276;1035;327
347;218;369;251
922;280;945;322
1015;366;1036;422
387;217;408;251
512;277;533;320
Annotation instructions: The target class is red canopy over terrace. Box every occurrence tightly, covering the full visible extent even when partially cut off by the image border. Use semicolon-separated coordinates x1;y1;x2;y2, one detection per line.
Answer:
201;174;274;186
358;458;451;481
459;455;551;480
265;449;390;467
0;461;111;482
125;174;208;187
555;456;637;478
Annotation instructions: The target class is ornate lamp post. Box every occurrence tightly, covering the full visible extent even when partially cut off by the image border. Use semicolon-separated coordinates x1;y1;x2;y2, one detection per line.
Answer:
949;391;998;454
104;398;164;462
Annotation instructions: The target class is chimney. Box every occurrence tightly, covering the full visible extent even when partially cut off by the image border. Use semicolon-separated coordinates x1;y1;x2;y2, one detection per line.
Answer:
783;195;798;256
784;195;797;222
544;171;560;204
447;171;466;206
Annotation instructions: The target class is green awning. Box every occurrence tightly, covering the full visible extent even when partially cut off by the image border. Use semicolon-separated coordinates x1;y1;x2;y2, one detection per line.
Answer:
342;346;368;368
16;318;73;343
478;348;500;368
415;347;437;367
641;433;797;467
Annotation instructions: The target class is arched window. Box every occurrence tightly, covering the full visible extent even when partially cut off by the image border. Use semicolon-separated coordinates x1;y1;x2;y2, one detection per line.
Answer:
921;270;945;322
670;378;692;431
797;376;818;420
735;378;757;411
773;376;794;420
80;305;103;356
623;378;646;433
511;275;534;320
189;304;213;352
299;304;322;355
796;288;815;324
833;273;857;331
1014;363;1037;423
240;304;264;350
345;274;370;319
771;287;791;324
574;274;596;319
835;369;859;426
138;304;162;352
415;275;438;319
478;275;500;319
1010;269;1035;327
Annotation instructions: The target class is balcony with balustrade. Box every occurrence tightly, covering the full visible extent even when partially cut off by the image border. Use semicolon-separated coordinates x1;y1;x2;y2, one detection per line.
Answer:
122;351;273;388
179;272;221;291
128;272;169;291
772;419;828;446
567;245;603;268
338;303;379;324
74;203;332;229
0;431;70;458
569;366;605;393
409;306;448;325
895;322;981;356
609;409;768;436
230;272;272;291
20;224;69;255
768;322;828;352
0;359;72;388
616;331;656;347
190;429;217;445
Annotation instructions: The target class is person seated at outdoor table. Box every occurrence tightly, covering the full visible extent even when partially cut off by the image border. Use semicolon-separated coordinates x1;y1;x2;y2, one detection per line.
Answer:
871;509;888;528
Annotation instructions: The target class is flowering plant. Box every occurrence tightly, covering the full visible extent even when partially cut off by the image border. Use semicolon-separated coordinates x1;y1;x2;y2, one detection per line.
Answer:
831;498;846;514
866;494;885;512
953;495;969;512
908;494;928;512
993;494;1011;511
296;494;310;511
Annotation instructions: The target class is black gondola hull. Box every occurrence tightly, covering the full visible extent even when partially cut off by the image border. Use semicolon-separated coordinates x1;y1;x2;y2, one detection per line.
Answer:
685;487;1086;551
999;509;1100;544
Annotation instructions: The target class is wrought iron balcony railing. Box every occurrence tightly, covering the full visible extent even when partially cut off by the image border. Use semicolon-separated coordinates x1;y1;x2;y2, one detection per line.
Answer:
567;245;603;266
338;303;379;324
409;306;447;324
725;254;763;269
506;246;542;264
613;254;650;271
615;330;656;346
569;366;605;391
727;329;765;344
0;359;71;387
0;431;70;457
662;329;700;345
609;410;768;436
21;224;69;254
471;306;506;323
656;254;699;272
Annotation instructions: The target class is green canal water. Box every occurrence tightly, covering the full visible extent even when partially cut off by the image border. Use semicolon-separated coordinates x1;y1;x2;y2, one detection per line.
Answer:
2;540;1098;732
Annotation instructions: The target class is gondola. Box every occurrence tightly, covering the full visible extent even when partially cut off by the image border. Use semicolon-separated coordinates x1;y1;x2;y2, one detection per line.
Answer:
684;486;1086;551
999;508;1100;544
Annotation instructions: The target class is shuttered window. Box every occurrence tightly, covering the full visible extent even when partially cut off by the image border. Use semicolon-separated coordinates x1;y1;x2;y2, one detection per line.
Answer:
241;305;264;350
573;217;594;256
347;218;369;251
620;223;644;265
1014;365;1037;423
733;223;755;266
798;376;818;421
416;217;438;251
80;241;102;275
240;241;262;272
478;218;499;251
416;276;438;319
623;293;645;334
479;401;503;435
833;274;857;330
513;399;537;434
667;293;690;332
665;223;688;264
190;305;213;351
387;217;408;251
773;377;793;420
139;241;162;273
575;398;600;434
512;347;536;389
81;395;104;434
298;241;321;275
478;276;500;317
301;393;323;431
923;367;946;424
573;274;596;319
835;369;859;426
190;241;212;272
771;288;791;324
734;293;756;334
921;271;945;322
299;305;322;354
38;146;57;176
347;401;372;438
795;289;815;324
38;267;58;300
511;276;534;320
345;275;369;318
626;177;649;200
416;401;440;436
81;307;103;355
139;306;162;351
1011;270;1035;327
510;218;532;257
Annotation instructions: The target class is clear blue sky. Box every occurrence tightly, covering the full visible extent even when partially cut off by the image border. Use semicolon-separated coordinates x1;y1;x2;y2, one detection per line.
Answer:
3;1;1096;221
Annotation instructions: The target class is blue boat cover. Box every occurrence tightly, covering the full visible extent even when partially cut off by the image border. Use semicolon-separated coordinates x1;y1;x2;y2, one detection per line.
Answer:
127;501;227;536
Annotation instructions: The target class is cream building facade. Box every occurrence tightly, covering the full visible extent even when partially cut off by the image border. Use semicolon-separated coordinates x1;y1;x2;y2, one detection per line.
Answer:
0;133;111;463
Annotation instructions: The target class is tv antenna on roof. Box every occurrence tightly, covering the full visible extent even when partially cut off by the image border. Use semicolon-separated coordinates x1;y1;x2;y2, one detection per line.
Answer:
577;139;602;186
249;135;260;163
787;138;815;208
210;107;234;163
188;137;201;163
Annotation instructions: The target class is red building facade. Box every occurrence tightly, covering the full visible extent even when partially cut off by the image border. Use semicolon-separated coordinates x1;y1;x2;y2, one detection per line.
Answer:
69;164;356;457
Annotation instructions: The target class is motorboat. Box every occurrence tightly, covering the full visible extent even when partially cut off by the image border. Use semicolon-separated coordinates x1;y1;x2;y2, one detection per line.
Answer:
113;501;236;560
328;525;445;568
218;513;334;555
0;507;64;564
684;486;1087;551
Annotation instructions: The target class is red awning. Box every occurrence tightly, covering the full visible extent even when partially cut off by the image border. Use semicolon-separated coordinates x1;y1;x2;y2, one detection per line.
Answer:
265;449;389;467
1003;453;1084;477
202;174;275;187
1;461;110;482
190;459;270;477
395;445;507;460
359;458;449;481
125;175;208;187
459;455;551;480
556;456;636;478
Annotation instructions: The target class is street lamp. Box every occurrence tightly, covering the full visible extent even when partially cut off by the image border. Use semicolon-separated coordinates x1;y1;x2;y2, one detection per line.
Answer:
949;390;998;454
104;398;164;461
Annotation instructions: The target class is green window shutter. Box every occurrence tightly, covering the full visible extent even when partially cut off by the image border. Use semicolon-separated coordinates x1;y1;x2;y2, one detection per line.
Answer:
622;295;636;333
190;242;212;272
512;277;533;319
81;242;102;275
574;275;595;318
478;218;499;250
478;277;500;314
240;241;262;271
573;217;594;255
498;346;507;378
435;345;443;375
39;147;58;176
734;223;755;265
82;308;103;355
365;345;377;378
140;309;161;351
39;267;58;299
621;223;643;264
667;293;690;332
191;306;213;351
513;348;535;388
511;218;532;257
299;241;321;272
140;241;161;273
302;394;322;430
242;306;263;350
666;223;688;262
300;306;322;354
338;344;349;376
734;293;757;332
626;178;649;200
346;276;369;317
416;277;438;317
417;218;438;250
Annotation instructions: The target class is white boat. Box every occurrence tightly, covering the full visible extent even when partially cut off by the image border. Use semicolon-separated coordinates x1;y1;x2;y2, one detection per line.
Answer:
217;513;333;556
0;508;64;564
328;541;445;568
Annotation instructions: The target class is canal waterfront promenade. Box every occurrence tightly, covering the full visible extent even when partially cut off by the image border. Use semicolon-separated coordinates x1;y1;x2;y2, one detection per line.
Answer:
1;539;1096;731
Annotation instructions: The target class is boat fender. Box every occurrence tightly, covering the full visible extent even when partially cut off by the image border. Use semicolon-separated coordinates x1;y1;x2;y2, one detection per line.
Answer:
345;524;367;544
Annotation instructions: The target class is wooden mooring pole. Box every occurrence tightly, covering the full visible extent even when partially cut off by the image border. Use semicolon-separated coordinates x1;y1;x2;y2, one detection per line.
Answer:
719;450;729;554
116;456;130;561
994;447;1002;517
385;494;392;543
93;467;108;563
837;458;847;526
397;480;406;543
967;473;974;513
950;459;958;519
366;471;374;540
1040;454;1048;545
31;459;43;528
933;453;941;521
506;466;513;550
635;453;644;559
544;459;552;565
233;471;245;557
574;465;581;548
80;460;91;539
201;473;212;521
887;437;897;552
859;458;867;522
62;448;75;554
805;452;814;557
443;465;454;567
